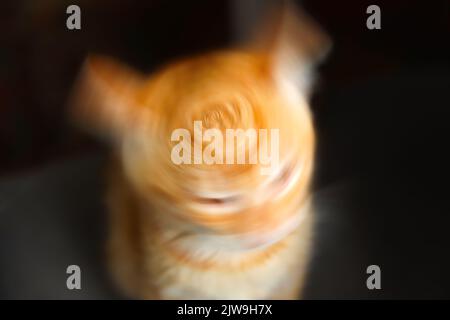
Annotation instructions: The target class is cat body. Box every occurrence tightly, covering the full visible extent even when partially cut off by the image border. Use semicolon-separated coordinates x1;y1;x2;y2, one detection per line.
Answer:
70;5;329;299
107;163;314;299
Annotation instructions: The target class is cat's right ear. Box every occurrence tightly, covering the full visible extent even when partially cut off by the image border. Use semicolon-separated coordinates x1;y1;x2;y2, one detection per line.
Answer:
247;2;331;96
69;55;148;142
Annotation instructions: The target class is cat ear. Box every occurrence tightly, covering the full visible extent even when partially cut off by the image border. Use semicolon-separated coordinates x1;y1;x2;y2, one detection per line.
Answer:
69;55;147;142
251;2;331;96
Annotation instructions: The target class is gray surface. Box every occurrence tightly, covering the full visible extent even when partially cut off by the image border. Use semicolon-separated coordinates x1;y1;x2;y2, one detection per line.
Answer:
0;154;119;299
0;153;368;299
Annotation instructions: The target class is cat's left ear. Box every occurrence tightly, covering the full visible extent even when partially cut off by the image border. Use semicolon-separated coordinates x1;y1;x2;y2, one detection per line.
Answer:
251;2;331;96
69;55;148;143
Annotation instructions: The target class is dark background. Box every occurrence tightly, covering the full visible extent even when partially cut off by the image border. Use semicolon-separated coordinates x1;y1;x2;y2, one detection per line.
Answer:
1;0;450;299
1;0;449;176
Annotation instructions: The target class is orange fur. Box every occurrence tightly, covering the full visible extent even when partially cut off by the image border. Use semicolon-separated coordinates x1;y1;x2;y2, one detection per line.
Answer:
69;4;329;299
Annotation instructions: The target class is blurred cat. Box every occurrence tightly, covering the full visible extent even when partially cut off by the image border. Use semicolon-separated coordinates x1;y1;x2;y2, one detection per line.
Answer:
70;4;330;299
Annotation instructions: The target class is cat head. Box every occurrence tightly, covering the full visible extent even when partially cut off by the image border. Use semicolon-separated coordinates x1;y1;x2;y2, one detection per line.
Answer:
70;4;330;248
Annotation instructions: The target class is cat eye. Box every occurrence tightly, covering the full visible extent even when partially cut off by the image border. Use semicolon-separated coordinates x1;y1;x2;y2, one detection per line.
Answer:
273;164;293;186
277;166;291;183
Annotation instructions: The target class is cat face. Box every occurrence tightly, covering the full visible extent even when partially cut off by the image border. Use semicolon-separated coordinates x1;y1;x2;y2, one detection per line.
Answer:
70;5;329;248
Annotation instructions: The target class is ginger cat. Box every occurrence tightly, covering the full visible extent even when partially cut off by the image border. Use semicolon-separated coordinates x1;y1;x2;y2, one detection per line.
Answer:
70;5;329;299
